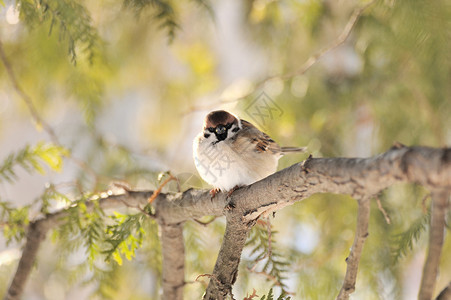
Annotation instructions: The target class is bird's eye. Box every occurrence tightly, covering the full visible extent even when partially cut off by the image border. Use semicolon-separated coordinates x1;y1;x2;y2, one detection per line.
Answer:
207;127;215;133
215;125;226;134
226;123;233;129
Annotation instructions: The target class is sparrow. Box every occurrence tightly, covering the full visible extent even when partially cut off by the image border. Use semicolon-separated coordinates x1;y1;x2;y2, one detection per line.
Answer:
193;110;306;196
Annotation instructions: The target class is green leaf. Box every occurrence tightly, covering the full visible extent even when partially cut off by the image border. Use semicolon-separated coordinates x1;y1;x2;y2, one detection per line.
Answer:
0;142;67;182
392;212;430;262
103;213;146;265
19;0;100;64
246;220;291;295
123;0;179;41
112;251;123;266
32;142;69;172
0;202;30;245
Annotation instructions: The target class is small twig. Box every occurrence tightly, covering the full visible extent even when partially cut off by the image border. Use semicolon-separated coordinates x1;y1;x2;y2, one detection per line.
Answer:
0;37;99;180
113;184;156;217
195;273;221;285
422;193;431;214
148;173;176;203
286;0;376;79
0;39;58;144
193;216;217;226
376;196;391;224
243;289;259;300
246;266;279;284
245;266;296;296
184;0;377;114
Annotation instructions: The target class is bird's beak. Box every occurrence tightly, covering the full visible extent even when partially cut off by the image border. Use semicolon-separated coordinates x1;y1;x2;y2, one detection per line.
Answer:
215;125;226;135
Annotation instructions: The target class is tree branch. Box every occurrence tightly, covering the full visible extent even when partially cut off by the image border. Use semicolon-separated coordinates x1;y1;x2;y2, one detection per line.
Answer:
4;220;49;300
4;145;451;299
203;212;255;300
0;39;58;144
0;37;99;180
419;190;450;300
336;197;371;300
160;222;185;300
277;0;377;81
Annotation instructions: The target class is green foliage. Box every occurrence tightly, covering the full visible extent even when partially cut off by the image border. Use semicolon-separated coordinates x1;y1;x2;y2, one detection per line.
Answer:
259;288;291;300
104;212;146;265
0;142;68;182
0;0;449;298
36;183;72;214
392;212;430;263
0;201;29;245
18;0;100;64
82;206;106;266
123;0;179;41
245;219;291;295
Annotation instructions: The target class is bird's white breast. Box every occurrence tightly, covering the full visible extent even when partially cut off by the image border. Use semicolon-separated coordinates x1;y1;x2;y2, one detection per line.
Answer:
193;133;279;191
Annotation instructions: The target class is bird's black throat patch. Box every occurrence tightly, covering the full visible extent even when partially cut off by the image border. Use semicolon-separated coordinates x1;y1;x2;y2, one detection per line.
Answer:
215;131;228;142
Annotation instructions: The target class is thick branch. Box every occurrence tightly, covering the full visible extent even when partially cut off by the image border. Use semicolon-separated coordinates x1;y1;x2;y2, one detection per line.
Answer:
160;222;185;300
5;146;451;299
203;213;254;300
4;221;48;300
336;197;371;300
419;190;450;300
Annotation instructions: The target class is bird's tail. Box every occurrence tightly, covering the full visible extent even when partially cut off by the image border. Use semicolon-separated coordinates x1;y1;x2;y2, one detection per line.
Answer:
281;146;307;154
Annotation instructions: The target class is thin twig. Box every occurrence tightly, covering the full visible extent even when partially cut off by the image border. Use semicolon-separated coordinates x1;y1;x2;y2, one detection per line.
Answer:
0;37;99;180
376;196;391;224
422;193;431;214
193;216;217;226
277;0;377;81
148;173;176;203
184;0;377;114
243;289;259;300
0;39;59;144
195;273;221;285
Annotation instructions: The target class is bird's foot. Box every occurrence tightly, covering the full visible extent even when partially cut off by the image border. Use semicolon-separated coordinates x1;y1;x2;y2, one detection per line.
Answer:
209;188;220;200
225;186;240;210
226;185;240;198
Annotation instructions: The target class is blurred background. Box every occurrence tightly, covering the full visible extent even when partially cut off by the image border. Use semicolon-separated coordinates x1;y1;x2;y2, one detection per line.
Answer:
0;0;450;299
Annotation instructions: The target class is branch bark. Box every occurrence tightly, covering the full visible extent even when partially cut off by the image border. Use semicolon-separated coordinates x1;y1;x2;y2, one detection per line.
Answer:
419;190;450;300
4;221;48;300
336;197;371;300
203;212;255;300
160;222;185;300
4;145;451;300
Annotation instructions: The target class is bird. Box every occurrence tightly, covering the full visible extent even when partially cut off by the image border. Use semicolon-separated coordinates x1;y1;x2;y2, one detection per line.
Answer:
193;110;306;197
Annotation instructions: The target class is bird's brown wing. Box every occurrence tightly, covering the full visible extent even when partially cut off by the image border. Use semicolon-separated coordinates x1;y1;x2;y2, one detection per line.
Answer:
233;119;281;155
